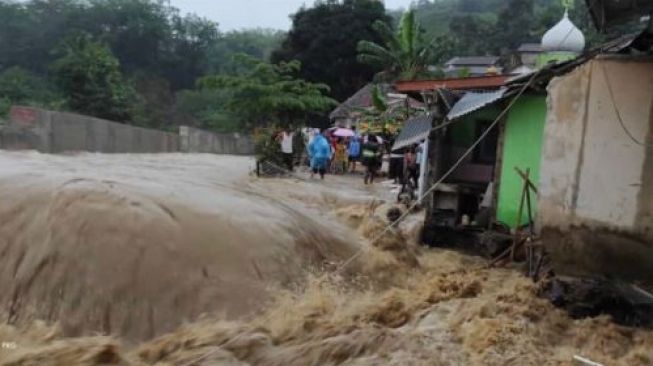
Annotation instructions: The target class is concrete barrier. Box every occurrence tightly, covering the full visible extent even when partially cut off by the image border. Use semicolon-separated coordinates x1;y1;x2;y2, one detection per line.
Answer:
0;107;253;156
179;126;254;155
1;106;179;153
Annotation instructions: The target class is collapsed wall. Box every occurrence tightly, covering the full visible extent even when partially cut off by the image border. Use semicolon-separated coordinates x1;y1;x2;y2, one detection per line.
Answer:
538;57;653;284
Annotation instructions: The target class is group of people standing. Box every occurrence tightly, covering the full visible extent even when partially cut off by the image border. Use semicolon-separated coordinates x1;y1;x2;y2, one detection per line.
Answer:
304;128;383;184
276;127;419;188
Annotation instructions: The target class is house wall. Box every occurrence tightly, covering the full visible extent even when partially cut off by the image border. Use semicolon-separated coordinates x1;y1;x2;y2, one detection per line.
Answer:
539;57;653;283
496;95;547;227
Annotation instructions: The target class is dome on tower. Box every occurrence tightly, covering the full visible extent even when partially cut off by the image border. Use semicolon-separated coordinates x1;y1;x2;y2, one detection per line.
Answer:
541;10;585;53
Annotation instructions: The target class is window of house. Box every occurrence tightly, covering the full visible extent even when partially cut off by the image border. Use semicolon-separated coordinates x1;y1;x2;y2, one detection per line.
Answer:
473;120;498;164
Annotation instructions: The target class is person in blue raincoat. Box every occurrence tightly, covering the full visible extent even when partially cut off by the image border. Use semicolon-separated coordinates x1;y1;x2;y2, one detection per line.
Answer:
308;130;331;179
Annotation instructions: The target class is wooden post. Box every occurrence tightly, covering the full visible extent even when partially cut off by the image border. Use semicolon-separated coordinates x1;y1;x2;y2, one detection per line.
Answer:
511;168;530;261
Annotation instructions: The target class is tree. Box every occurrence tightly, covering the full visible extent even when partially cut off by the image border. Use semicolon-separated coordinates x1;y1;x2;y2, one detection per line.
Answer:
357;9;436;81
271;0;391;101
0;67;58;105
0;67;61;116
174;88;241;133
448;14;499;56
52;34;135;122
207;29;285;74
493;0;536;54
198;54;337;128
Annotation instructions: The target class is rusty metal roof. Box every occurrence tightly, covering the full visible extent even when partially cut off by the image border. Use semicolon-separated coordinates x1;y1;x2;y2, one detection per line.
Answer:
395;75;509;93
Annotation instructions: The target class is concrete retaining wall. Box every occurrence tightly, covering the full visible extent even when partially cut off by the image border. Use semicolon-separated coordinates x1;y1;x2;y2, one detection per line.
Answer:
179;126;254;155
0;106;254;155
1;106;179;153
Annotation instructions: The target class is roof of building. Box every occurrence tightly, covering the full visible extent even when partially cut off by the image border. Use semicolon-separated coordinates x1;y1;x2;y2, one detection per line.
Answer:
541;10;586;53
330;84;424;120
447;88;509;121
391;114;433;151
436;88;462;110
445;56;500;67
330;84;386;120
518;43;543;53
585;0;653;31
395;75;509;93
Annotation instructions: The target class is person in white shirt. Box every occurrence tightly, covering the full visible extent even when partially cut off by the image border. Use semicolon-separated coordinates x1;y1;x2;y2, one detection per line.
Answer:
277;128;295;171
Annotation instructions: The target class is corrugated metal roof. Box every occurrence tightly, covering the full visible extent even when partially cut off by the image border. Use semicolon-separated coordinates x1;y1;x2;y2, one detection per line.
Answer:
392;114;433;151
447;88;508;121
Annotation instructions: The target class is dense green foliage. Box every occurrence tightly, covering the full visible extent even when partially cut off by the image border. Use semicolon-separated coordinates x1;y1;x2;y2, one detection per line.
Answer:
199;55;337;128
271;0;391;102
0;0;284;131
52;34;136;122
0;67;60;116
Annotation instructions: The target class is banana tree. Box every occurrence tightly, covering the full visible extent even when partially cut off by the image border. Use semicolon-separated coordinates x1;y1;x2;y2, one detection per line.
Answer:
357;9;434;82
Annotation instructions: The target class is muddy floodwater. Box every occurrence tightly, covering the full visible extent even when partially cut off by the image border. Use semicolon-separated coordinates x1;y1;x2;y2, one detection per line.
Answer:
0;151;652;366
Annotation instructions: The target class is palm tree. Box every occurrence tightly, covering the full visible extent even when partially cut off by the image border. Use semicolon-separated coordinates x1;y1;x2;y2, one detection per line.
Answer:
357;9;433;81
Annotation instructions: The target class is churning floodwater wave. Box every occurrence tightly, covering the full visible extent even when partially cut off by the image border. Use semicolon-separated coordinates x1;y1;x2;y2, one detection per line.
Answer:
1;151;653;366
0;151;359;342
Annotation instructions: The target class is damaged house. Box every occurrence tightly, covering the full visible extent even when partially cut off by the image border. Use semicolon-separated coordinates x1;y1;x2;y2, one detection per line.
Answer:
399;4;653;287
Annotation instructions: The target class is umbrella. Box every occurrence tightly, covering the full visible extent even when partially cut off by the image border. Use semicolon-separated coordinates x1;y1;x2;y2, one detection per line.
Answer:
332;127;356;137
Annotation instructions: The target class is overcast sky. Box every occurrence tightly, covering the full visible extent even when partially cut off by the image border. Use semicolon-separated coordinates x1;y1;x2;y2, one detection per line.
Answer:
169;0;413;31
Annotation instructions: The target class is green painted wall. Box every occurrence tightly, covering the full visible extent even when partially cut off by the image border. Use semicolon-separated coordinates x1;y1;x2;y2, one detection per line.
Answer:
496;95;547;228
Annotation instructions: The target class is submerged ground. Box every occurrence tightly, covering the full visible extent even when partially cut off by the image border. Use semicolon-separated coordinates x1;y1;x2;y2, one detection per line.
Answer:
0;152;651;366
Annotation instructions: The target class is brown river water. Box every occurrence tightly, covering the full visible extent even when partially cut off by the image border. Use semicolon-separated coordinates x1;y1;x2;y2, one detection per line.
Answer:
0;151;652;366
